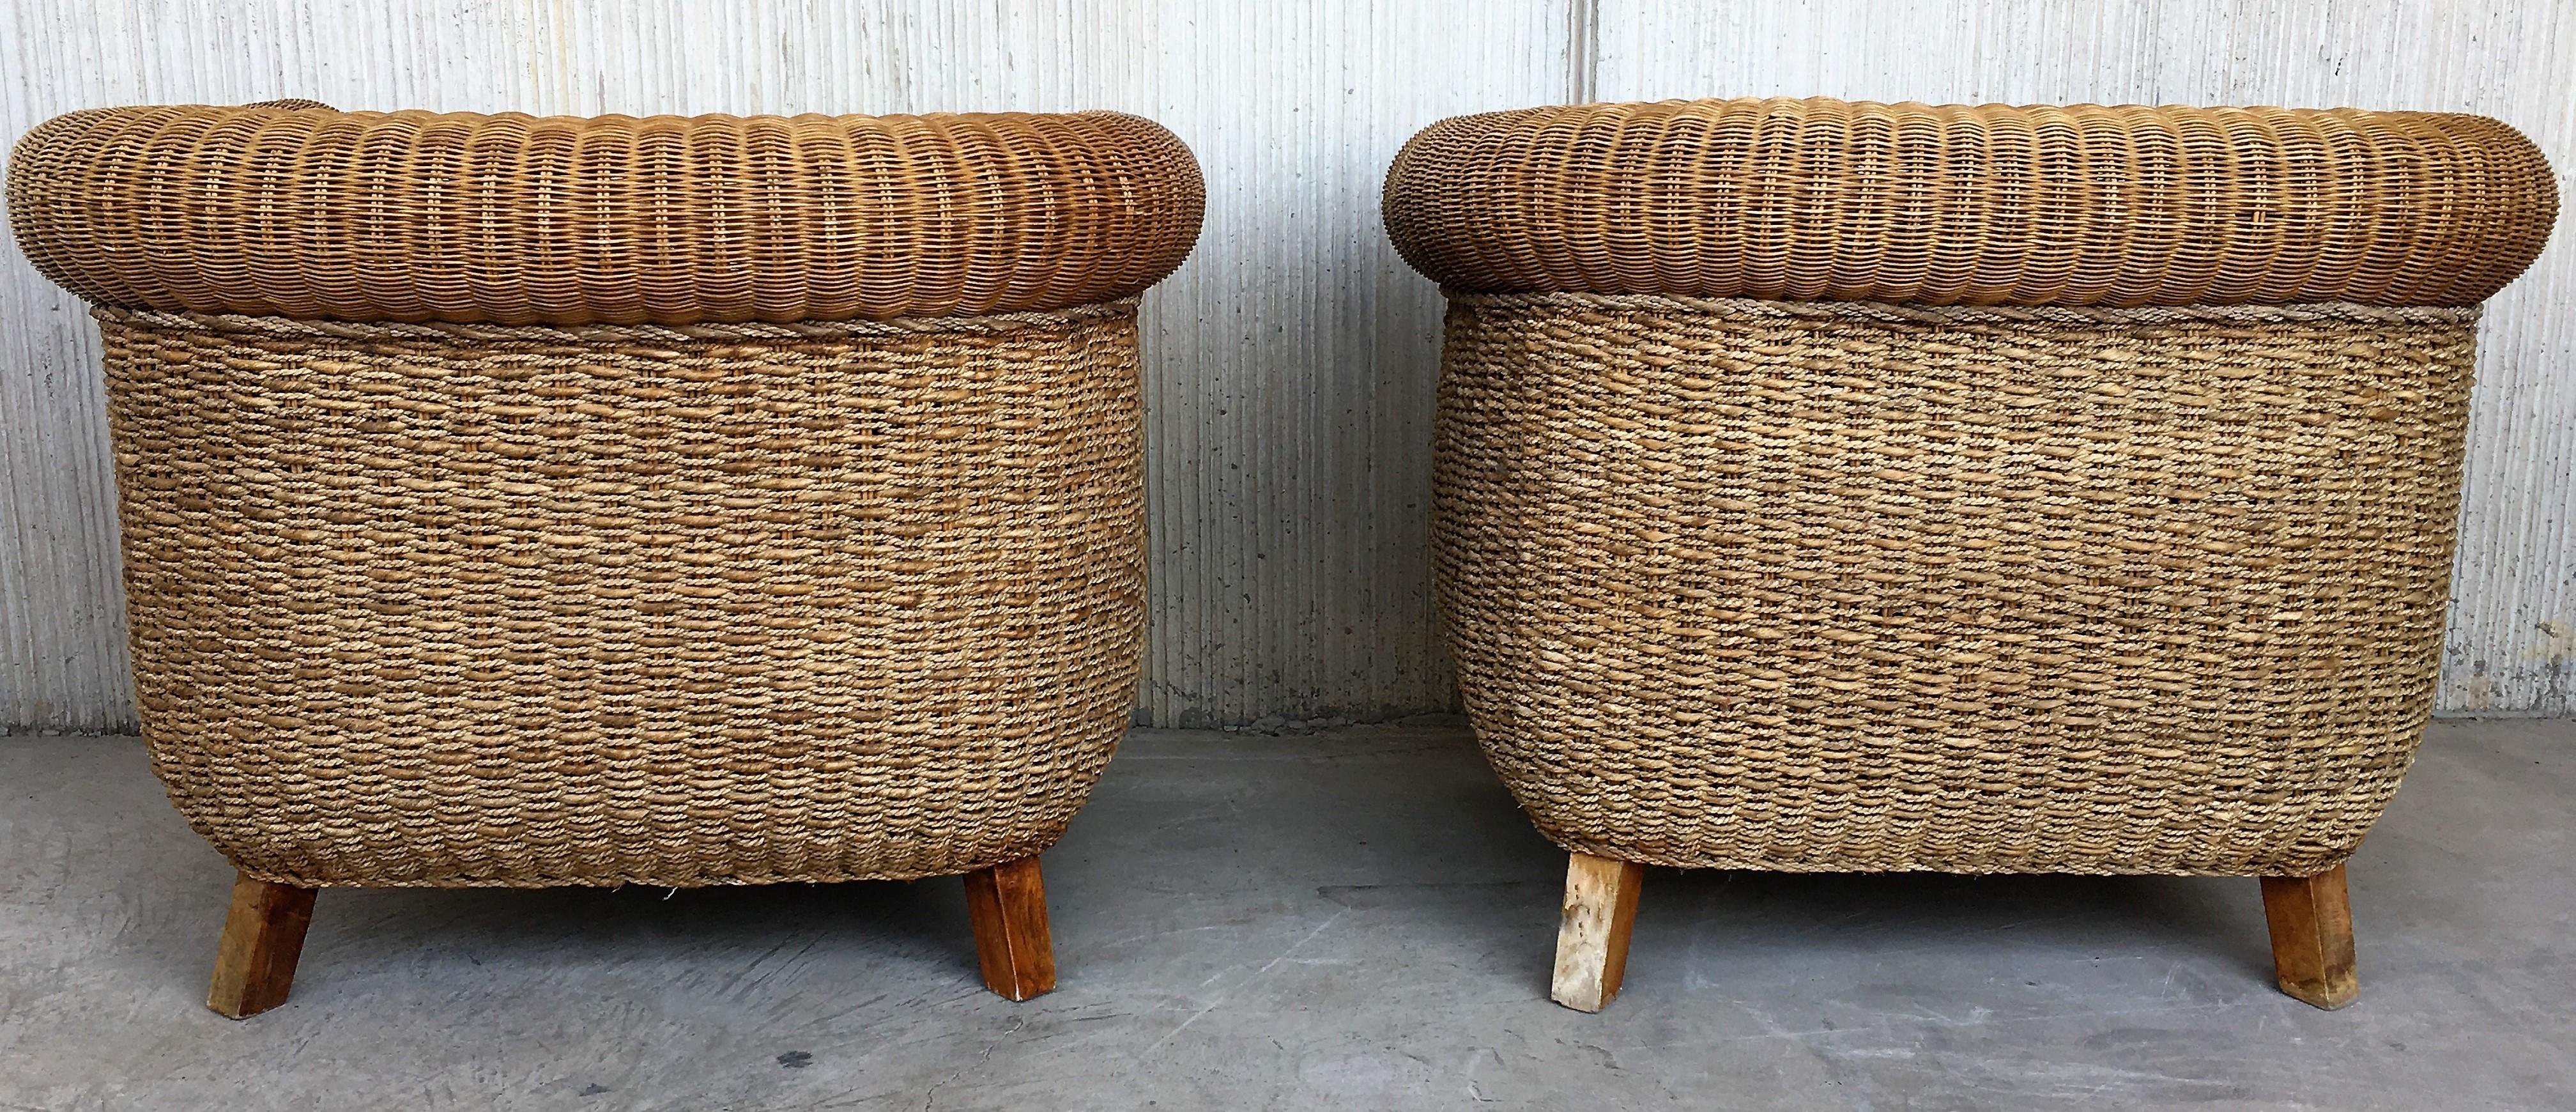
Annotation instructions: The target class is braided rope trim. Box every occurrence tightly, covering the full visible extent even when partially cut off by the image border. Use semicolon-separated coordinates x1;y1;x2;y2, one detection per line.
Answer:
1445;290;2484;325
92;298;1140;341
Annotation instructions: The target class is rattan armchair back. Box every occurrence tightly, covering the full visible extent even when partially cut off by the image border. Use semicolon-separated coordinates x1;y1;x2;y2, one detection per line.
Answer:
1387;98;2553;306
1387;96;2556;1012
12;103;1204;323
8;102;1204;1012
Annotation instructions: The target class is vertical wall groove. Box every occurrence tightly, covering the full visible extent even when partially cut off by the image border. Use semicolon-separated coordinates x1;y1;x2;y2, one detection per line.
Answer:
1568;0;1600;105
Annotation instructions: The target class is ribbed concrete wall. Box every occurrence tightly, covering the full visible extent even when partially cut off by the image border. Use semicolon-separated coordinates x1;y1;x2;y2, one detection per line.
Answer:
2;0;2568;730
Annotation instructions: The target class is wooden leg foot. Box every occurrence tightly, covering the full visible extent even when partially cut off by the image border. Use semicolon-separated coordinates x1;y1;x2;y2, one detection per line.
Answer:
964;856;1055;1001
1551;851;1645;1012
2260;863;2358;1010
207;871;316;1019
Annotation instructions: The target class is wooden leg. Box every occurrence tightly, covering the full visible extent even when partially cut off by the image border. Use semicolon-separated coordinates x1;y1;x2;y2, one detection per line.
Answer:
1551;851;1646;1012
2260;863;2358;1010
963;855;1056;1001
207;871;316;1019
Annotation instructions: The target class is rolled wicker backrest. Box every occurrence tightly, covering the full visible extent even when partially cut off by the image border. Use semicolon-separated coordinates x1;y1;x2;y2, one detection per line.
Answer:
10;104;1204;324
1391;98;2556;875
1386;98;2555;306
8;104;1205;888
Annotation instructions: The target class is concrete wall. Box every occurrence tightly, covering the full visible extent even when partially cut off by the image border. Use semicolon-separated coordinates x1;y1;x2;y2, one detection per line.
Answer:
3;0;2570;731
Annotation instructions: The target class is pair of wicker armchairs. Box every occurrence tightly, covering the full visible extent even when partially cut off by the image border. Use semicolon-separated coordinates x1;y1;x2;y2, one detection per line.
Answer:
6;97;2555;1019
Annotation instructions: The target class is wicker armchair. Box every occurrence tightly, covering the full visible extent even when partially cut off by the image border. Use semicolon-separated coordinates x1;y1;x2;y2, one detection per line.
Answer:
7;102;1203;1015
1385;97;2557;1012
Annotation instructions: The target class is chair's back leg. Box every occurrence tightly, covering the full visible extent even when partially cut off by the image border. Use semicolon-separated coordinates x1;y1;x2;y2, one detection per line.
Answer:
1552;852;1646;1012
2261;863;2359;1010
965;856;1057;1001
208;871;316;1019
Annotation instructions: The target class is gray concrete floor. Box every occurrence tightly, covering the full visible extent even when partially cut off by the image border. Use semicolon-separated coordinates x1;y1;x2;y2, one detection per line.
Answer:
1;720;2570;1110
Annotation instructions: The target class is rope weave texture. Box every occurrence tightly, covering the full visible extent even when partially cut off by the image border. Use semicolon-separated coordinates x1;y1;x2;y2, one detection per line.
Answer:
1433;294;2474;874
105;304;1147;887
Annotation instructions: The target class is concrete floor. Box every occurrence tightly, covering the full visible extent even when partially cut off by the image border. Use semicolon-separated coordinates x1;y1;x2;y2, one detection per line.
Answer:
1;720;2570;1110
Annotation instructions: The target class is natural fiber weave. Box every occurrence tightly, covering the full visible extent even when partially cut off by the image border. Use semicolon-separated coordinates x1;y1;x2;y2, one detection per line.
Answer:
1434;293;2476;875
8;104;1204;325
100;303;1147;888
1385;98;2558;307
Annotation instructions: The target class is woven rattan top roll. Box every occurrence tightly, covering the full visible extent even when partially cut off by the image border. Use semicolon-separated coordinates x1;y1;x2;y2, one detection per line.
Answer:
1384;98;2557;307
7;103;1205;324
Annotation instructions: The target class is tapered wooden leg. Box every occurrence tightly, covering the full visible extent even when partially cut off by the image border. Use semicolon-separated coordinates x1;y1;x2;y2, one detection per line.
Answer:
1551;852;1646;1012
207;871;316;1019
963;856;1055;1001
2260;863;2358;1010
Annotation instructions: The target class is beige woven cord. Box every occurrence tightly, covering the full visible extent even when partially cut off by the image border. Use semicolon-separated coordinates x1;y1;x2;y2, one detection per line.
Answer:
1434;294;2474;874
103;304;1150;888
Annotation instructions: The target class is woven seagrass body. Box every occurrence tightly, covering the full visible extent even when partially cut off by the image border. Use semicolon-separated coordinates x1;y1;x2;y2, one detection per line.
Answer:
1437;295;2474;874
102;305;1146;888
1397;97;2557;877
13;104;1204;890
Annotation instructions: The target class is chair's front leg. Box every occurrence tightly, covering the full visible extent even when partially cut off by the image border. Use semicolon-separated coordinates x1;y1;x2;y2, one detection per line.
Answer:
964;856;1056;1001
208;870;316;1019
1552;852;1645;1012
2260;863;2358;1010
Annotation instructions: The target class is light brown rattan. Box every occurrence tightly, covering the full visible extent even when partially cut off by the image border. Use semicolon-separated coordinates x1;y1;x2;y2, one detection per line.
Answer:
99;303;1149;888
1385;98;2558;307
1432;293;2478;875
8;104;1204;325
